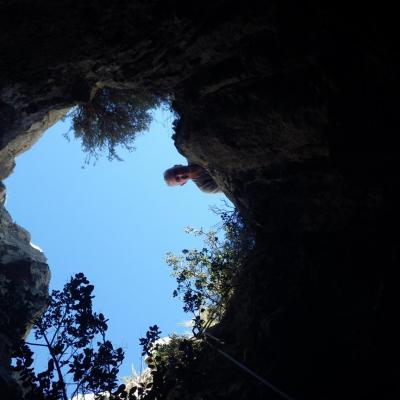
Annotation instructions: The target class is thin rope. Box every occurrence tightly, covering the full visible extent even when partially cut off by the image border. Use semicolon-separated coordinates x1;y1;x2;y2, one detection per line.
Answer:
203;332;294;400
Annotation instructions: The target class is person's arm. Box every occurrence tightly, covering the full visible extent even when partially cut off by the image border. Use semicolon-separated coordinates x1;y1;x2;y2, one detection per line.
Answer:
188;164;205;179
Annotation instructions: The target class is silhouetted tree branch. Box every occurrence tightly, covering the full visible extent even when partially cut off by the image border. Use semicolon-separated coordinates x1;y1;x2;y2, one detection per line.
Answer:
12;273;125;400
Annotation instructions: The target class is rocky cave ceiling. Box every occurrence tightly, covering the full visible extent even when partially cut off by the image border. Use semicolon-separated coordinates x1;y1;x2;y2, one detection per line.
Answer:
1;1;399;399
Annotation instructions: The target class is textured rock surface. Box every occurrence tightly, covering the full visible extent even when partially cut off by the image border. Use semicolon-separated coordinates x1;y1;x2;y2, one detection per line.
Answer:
1;1;399;399
0;205;50;397
0;108;69;180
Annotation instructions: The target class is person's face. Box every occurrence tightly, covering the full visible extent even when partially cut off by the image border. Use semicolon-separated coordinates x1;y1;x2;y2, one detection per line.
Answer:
170;171;190;186
166;166;190;186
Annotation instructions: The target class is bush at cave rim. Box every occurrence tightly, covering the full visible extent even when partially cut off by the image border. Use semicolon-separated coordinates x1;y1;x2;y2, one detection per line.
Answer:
69;87;163;162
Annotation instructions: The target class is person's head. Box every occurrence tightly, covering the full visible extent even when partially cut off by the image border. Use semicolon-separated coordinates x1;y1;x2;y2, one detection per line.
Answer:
163;165;191;186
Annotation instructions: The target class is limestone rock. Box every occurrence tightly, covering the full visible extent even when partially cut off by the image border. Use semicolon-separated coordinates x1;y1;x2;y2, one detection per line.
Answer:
0;181;5;205
0;204;50;397
0;107;69;180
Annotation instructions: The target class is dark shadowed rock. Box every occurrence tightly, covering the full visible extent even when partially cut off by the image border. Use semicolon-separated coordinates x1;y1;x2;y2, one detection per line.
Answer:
1;1;399;398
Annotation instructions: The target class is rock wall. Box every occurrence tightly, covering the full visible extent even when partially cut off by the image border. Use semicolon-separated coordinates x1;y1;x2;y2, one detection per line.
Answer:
1;1;399;398
0;102;65;395
0;108;69;180
0;205;50;397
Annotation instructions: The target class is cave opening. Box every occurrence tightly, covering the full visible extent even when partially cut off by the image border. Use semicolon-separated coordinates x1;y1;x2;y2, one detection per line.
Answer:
3;106;229;377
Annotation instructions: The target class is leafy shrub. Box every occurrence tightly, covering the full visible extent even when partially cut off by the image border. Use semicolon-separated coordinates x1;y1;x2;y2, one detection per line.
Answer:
150;335;203;372
131;209;254;399
166;208;254;334
137;329;204;400
122;367;153;400
69;87;163;162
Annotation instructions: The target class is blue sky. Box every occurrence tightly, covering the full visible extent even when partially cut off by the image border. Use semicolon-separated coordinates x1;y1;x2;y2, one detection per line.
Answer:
4;107;228;377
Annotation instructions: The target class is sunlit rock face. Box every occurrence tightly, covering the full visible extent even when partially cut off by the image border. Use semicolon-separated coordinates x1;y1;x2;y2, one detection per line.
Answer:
0;108;68;180
0;98;65;395
1;1;399;399
0;205;50;397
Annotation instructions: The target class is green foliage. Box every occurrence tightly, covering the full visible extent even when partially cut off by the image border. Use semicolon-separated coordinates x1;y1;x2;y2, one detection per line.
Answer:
150;335;203;372
133;208;253;400
166;208;254;334
69;87;163;162
122;367;153;400
12;273;125;400
136;331;204;400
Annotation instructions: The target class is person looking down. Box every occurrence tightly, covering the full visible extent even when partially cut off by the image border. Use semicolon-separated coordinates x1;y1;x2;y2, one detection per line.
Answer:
163;164;221;193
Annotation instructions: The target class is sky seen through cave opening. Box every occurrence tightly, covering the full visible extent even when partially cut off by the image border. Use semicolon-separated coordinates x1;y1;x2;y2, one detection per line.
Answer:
4;107;229;379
